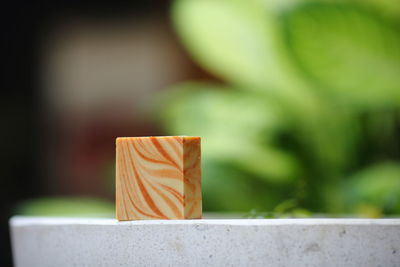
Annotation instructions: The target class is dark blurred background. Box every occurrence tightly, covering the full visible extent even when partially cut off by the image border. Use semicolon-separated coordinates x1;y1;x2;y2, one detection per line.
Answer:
2;0;400;265
1;1;206;265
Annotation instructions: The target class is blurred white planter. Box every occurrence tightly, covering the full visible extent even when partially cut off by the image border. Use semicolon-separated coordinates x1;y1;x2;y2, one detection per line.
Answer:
10;216;400;267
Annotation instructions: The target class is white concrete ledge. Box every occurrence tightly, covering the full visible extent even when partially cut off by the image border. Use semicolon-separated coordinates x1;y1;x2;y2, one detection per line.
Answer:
10;216;400;267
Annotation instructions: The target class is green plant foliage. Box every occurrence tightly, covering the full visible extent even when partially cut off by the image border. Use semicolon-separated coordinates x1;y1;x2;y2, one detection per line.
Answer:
355;0;400;19
344;163;400;214
172;0;267;88
202;159;286;211
16;197;114;218
160;83;300;183
172;0;298;91
161;0;400;216
281;2;400;107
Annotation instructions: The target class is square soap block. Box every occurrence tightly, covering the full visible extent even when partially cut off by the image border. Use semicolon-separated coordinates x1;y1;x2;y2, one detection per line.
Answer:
116;136;202;220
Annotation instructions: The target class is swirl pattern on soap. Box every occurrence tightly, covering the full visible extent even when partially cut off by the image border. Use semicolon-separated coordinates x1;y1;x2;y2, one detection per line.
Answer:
116;136;201;220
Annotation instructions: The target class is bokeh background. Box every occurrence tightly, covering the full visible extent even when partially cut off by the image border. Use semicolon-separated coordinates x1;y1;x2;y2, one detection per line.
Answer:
2;0;400;265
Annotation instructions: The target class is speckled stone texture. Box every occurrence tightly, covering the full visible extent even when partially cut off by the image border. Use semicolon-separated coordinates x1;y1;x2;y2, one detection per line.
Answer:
10;217;400;267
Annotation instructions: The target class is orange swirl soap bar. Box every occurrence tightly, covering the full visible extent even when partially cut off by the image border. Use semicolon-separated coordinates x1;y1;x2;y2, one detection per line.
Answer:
116;136;202;220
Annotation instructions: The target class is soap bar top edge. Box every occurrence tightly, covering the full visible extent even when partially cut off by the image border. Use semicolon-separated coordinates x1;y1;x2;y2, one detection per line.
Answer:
116;136;200;143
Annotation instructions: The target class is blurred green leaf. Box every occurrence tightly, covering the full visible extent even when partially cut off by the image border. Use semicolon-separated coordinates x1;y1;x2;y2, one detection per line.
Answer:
171;0;360;175
354;0;400;20
172;0;329;116
202;159;285;211
172;0;269;88
172;0;302;91
166;0;400;215
344;162;400;214
16;197;114;218
282;2;400;107
159;83;300;183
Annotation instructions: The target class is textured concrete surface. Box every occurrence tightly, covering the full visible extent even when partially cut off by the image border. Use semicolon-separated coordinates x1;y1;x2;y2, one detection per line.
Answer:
10;217;400;267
